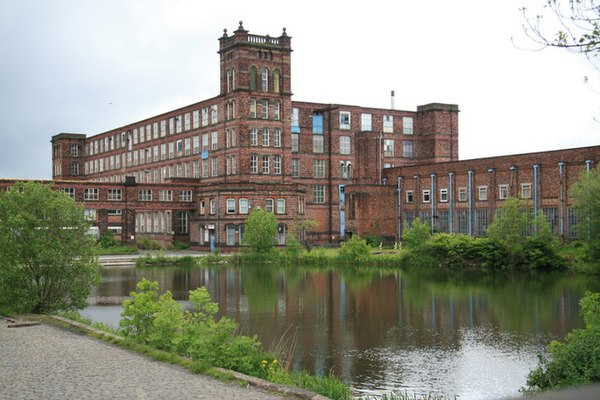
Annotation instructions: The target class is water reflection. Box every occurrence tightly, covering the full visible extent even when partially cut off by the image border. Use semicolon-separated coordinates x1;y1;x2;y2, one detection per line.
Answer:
84;265;599;400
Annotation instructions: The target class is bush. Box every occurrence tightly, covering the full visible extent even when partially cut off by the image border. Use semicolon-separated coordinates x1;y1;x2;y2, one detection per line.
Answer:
338;236;370;263
98;230;118;248
402;218;431;250
171;241;191;250
526;292;600;392
136;237;162;250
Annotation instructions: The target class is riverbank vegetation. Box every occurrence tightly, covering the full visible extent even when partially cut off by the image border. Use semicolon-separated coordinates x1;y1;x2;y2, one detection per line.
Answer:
118;279;351;399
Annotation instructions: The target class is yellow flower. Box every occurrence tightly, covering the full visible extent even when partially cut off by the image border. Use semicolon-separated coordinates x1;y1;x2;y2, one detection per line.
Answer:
261;360;268;367
272;359;278;366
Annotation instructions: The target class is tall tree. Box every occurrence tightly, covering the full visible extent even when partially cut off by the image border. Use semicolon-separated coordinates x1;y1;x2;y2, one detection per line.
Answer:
243;208;278;256
0;181;100;313
570;165;600;266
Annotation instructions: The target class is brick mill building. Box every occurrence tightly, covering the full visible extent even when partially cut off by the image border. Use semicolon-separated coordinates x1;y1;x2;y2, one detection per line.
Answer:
35;22;600;249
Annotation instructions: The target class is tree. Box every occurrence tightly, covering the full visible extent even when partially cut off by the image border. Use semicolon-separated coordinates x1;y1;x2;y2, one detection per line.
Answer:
526;292;600;391
520;0;600;70
243;208;278;256
402;218;432;250
570;165;600;266
0;181;100;313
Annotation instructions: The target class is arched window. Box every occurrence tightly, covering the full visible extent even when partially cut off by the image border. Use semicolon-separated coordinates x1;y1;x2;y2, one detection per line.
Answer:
273;69;281;93
249;66;257;91
261;68;269;92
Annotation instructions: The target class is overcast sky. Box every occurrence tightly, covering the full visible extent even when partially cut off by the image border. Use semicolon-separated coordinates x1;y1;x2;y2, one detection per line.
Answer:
1;0;598;180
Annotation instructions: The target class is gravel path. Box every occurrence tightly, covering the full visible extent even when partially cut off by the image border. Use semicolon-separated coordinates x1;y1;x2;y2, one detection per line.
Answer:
0;319;287;400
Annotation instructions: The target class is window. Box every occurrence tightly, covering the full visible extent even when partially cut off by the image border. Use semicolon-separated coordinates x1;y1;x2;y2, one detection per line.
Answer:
292;159;300;177
440;188;448;203
107;209;122;216
291;108;300;133
250;128;258;146
184;113;191;131
211;157;218;176
273;155;281;175
202;107;209;126
521;183;532;199
250;155;258;174
83;209;97;222
193;136;200;154
239;198;249;214
249;98;257;118
313;185;325;204
340;161;352;179
84;188;99;201
249;66;257;91
211;131;218;150
176;139;183;155
159;190;173;202
210;105;218;124
403;117;414;134
70;144;79;157
226;128;237;148
180;190;193;202
339;111;351;129
313;113;323;134
107;188;122;201
273;129;281;147
226;198;236;214
202;159;209;178
226;225;236;246
209;199;216;214
313;160;325;178
406;190;414;203
178;211;188;234
276;199;286;214
175;116;182;134
61;187;75;199
403;140;413;158
262;155;269;174
262;99;269;119
273;101;280;120
361;113;372;131
261;68;269;91
262;128;269;146
273;69;280;93
340;136;351;155
291;133;299;152
199;200;206;215
499;184;509;200
458;187;468;202
478;186;488;201
384;140;395;157
192;110;199;129
383;115;394;133
71;162;79;175
313;135;324;153
422;190;431;203
138;190;152;201
259;198;274;214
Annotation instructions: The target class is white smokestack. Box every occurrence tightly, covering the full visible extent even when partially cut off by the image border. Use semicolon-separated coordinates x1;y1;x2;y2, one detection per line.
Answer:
391;90;395;110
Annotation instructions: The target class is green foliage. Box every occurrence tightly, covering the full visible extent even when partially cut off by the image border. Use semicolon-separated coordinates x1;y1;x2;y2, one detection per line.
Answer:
338;236;371;263
98;229;118;248
570;165;600;271
136;237;162;250
120;279;274;378
171;241;191;250
0;181;100;313
135;254;199;267
96;245;138;255
402;218;432;250
526;292;600;391
363;234;382;247
243;208;278;256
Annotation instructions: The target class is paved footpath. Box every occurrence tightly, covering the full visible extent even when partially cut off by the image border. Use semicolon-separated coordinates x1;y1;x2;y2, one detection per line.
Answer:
0;319;287;400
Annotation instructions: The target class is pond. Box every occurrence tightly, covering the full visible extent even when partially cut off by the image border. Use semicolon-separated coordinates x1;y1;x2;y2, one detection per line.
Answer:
82;264;600;399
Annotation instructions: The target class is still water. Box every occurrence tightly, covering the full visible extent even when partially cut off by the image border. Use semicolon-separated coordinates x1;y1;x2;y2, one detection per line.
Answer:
82;265;600;399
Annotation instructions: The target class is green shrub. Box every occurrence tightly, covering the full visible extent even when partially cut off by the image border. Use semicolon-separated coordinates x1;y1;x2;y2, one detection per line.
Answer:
136;237;162;250
402;218;432;250
526;292;600;392
171;241;191;250
338;236;370;263
98;230;118;248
